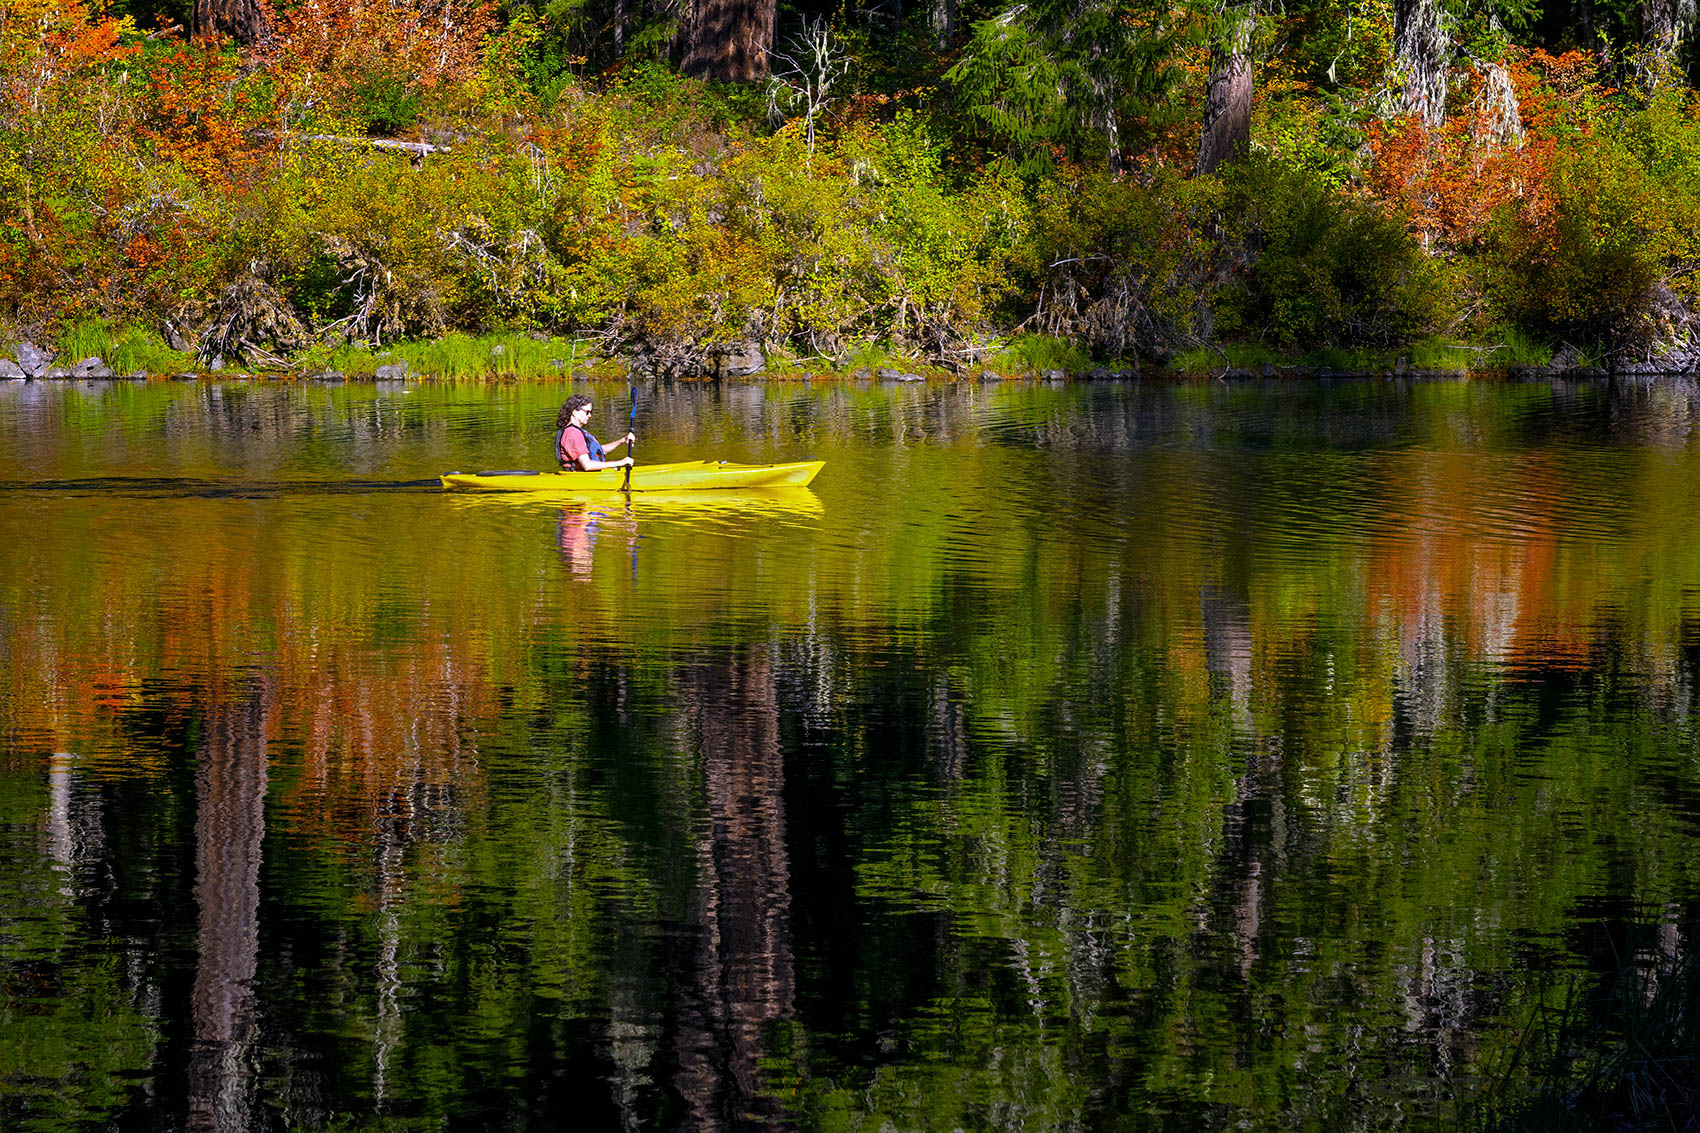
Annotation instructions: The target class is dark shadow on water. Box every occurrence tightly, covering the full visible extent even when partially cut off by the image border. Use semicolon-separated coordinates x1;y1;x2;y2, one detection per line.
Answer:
0;477;447;497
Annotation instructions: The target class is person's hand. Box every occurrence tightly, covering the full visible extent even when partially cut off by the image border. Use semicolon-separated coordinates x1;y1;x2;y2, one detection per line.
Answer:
622;431;635;446
623;456;635;467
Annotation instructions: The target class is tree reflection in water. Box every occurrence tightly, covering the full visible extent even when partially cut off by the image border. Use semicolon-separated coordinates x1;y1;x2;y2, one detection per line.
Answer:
189;682;269;1133
674;649;794;1129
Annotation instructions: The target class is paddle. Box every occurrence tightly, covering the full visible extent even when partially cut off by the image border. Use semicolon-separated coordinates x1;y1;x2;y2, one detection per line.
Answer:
621;383;637;491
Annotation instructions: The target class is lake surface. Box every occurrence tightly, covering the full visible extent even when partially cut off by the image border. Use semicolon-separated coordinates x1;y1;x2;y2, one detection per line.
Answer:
2;376;1698;1131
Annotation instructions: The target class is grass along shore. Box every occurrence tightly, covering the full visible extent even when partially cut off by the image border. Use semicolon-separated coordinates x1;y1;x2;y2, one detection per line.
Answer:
3;323;1654;383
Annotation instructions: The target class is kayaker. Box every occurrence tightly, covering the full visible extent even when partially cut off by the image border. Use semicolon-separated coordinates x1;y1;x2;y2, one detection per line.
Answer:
556;394;635;471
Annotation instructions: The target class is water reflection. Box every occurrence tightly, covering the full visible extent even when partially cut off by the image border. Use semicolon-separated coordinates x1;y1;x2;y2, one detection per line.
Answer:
2;378;1700;1129
675;650;794;1128
189;683;268;1133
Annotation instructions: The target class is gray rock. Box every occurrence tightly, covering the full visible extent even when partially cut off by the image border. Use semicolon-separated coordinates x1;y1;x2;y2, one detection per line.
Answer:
0;358;23;379
375;362;410;380
309;370;345;383
124;372;148;381
171;372;200;381
898;372;924;383
73;357;115;378
163;317;194;352
978;369;1005;382
1086;367;1113;381
1042;369;1066;382
12;341;53;377
877;368;902;381
718;342;766;377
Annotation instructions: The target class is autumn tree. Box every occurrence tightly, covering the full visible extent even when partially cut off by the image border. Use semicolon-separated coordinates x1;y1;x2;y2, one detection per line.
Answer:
678;0;776;81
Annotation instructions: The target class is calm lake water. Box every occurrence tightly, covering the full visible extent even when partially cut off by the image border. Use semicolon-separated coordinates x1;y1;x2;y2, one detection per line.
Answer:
2;376;1699;1130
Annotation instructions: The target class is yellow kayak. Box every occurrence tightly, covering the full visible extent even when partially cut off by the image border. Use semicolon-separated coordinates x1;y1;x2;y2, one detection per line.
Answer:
440;460;824;491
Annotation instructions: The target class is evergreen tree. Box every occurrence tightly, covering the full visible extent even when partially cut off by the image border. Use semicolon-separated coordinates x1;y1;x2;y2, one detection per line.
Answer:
948;0;1203;171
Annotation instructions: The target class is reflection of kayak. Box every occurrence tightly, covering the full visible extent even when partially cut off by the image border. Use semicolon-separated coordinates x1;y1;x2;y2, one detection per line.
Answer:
440;460;824;491
455;486;824;518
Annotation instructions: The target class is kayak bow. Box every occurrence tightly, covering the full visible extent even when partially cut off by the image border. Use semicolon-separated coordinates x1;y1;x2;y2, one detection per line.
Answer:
440;460;824;492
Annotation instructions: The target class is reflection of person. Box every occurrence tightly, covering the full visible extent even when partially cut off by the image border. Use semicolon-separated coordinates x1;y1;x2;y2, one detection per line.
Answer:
556;394;635;471
557;504;597;577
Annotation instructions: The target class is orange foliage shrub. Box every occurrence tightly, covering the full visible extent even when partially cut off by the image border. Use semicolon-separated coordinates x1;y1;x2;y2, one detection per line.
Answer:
1365;54;1569;256
1361;47;1677;339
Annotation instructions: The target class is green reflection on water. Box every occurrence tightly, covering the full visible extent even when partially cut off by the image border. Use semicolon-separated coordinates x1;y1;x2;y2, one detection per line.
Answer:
1;378;1699;1130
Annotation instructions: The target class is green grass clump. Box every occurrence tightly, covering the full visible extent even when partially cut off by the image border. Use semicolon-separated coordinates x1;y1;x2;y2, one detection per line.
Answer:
1408;335;1476;371
1169;346;1226;376
1169;342;1290;376
837;341;925;375
394;333;588;379
56;320;196;374
56;319;115;362
1479;326;1554;369
988;333;1092;375
1300;345;1382;372
293;341;381;375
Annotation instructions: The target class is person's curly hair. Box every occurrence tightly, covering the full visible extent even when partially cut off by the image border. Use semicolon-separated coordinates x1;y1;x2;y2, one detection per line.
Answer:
556;394;592;431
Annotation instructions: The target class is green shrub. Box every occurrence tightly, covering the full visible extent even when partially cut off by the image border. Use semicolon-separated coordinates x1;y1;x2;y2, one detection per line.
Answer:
1477;140;1663;340
1217;155;1448;347
1018;166;1219;357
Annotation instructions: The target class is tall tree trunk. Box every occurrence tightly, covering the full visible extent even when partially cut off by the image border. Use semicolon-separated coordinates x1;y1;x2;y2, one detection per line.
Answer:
1644;0;1675;40
931;0;956;48
1394;0;1449;127
196;0;267;45
1197;7;1255;175
678;0;777;82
